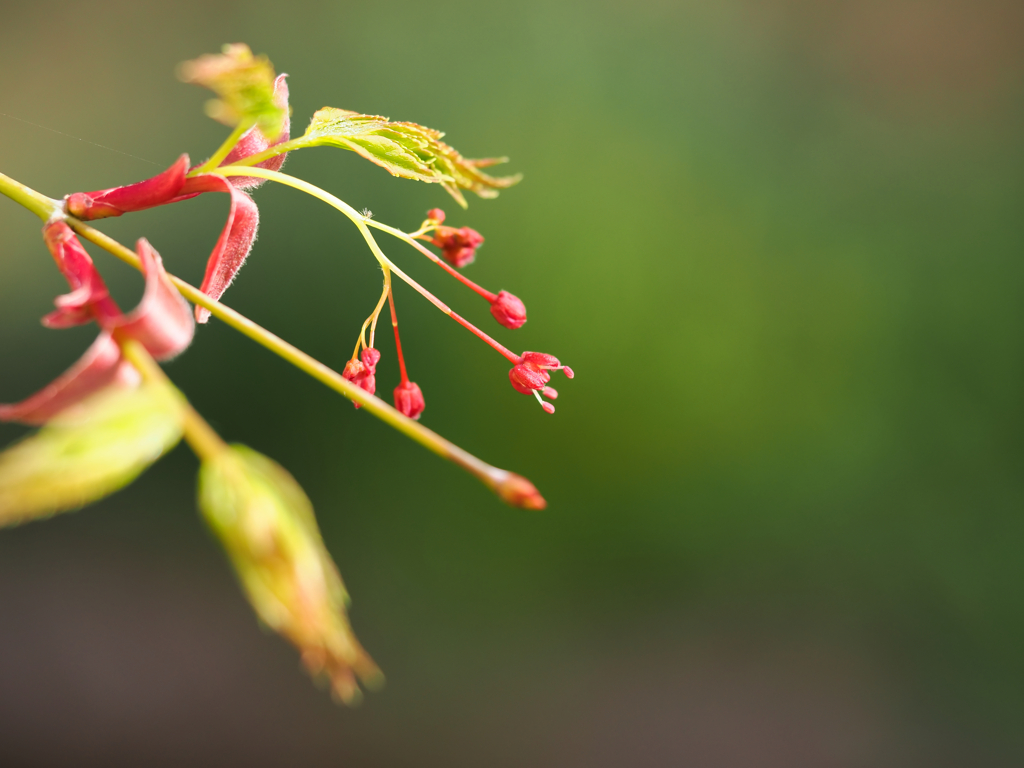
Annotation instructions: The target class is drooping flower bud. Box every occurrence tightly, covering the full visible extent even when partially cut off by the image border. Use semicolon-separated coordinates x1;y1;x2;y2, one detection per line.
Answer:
342;358;365;380
489;290;527;329
426;208;445;224
342;348;380;408
393;380;425;420
431;226;484;268
360;347;381;371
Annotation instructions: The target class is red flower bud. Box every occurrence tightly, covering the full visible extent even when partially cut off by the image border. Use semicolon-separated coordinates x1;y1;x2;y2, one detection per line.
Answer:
342;358;365;381
360;347;381;371
489;290;526;329
426;208;445;224
393;380;425;420
342;348;381;409
431;226;484;268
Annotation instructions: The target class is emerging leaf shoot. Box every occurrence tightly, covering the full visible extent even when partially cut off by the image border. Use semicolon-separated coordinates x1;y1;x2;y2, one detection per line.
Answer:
198;444;381;703
178;43;287;139
0;383;185;526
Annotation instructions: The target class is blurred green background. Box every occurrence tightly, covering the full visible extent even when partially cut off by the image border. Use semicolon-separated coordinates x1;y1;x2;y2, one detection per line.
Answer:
2;0;1023;764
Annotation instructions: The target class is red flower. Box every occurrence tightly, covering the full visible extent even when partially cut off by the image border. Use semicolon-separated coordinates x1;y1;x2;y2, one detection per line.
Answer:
489;290;527;329
508;352;573;414
393;380;425;420
431;226;484;268
0;221;194;425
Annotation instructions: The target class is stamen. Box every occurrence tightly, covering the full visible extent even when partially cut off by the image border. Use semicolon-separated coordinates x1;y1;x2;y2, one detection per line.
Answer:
532;389;555;414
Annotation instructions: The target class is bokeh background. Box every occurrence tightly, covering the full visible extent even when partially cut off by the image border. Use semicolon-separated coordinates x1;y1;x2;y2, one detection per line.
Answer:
2;0;1023;765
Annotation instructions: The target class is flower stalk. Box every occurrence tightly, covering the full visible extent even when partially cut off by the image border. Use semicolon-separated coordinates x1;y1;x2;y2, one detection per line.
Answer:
214;166;525;363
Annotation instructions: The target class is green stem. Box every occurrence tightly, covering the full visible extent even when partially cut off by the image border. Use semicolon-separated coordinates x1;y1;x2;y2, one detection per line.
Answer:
191;120;254;175
218;166;447;308
0;170;542;508
119;339;229;461
0;171;62;220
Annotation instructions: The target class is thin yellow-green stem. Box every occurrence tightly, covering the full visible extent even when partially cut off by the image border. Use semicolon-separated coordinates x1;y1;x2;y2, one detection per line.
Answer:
191;120;253;175
0;172;62;220
368;266;391;348
216;166;453;315
119;339;228;461
225;135;312;168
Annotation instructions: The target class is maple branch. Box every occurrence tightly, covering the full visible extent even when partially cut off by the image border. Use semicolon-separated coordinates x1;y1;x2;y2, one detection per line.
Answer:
0;171;545;509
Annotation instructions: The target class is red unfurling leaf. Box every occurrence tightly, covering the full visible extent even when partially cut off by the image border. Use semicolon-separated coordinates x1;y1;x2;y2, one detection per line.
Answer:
110;239;195;360
1;236;194;425
65;155;190;221
0;334;139;426
180;174;260;323
40;220;120;329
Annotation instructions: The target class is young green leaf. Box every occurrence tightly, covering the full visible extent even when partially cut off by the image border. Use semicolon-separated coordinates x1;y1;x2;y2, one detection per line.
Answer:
301;107;522;208
0;383;185;526
178;44;287;139
198;444;381;703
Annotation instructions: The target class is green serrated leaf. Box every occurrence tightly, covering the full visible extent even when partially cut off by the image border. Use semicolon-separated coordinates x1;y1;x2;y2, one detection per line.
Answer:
178;44;286;138
0;384;185;526
302;107;522;208
198;444;381;703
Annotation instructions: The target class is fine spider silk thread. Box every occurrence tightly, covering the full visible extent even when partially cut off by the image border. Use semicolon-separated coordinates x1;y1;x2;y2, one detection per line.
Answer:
0;112;160;166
